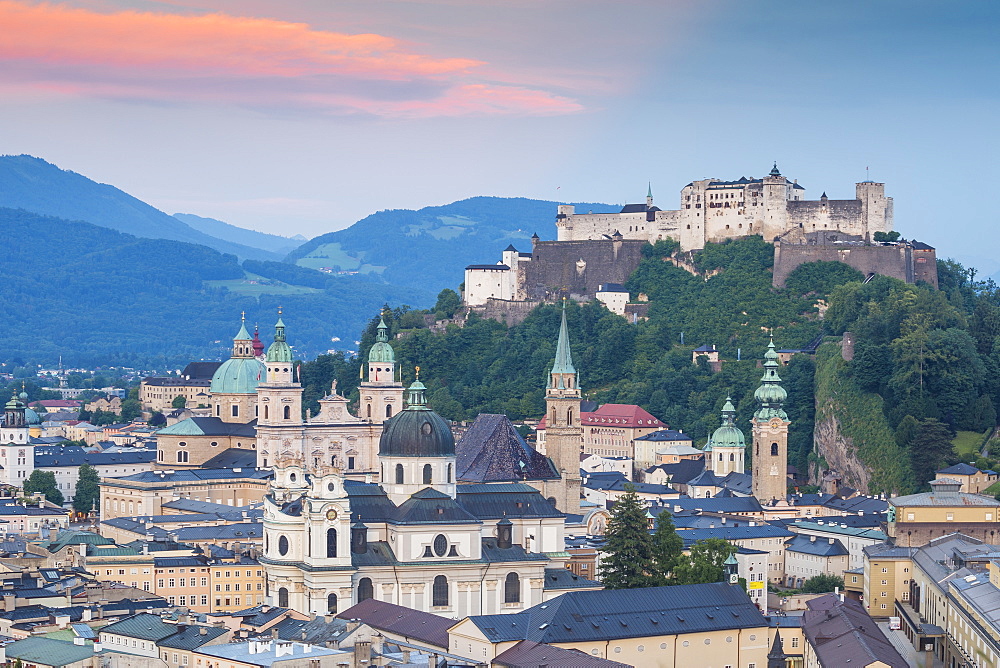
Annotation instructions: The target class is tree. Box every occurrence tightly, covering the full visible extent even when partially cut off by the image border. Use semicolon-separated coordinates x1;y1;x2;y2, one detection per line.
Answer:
672;538;736;585
171;395;187;409
120;398;142;422
910;418;955;486
651;510;684;584
873;231;900;243
23;470;63;506
599;484;655;589
433;288;462;320
149;411;166;427
801;574;845;593
73;464;100;513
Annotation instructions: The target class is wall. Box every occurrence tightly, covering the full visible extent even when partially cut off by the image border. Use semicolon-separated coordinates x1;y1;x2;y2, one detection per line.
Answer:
521;240;646;301
773;240;938;288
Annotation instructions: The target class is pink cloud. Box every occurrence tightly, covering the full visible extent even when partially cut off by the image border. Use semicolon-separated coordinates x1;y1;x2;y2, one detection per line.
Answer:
0;1;583;116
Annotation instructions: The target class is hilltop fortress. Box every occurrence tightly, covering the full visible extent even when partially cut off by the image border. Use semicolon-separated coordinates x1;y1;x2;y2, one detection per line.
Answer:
556;164;892;251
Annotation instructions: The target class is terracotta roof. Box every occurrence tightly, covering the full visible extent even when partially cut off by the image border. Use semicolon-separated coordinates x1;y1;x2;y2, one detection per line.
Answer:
580;404;664;428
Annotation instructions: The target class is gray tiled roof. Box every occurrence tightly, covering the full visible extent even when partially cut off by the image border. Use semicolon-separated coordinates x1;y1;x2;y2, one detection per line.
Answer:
158;624;228;649
5;637;95;667
100;613;177;641
336;598;453;648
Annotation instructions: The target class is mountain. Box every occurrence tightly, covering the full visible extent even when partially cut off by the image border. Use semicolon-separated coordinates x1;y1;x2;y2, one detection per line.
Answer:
173;213;303;256
0;155;281;261
0;208;428;368
286;197;621;292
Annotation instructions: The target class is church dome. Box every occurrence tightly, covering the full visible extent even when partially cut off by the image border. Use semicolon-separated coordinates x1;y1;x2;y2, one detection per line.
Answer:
368;318;395;364
210;357;266;394
378;379;454;458
24;407;41;425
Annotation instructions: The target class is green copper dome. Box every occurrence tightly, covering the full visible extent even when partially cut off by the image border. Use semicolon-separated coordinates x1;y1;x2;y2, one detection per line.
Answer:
754;338;787;420
211;320;266;394
24;407;41;425
266;316;293;363
710;397;745;449
368;318;395;364
378;377;454;458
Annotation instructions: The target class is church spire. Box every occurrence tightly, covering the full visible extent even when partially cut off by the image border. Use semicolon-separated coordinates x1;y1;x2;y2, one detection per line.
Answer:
266;308;293;363
232;313;253;358
551;304;576;377
754;337;787;420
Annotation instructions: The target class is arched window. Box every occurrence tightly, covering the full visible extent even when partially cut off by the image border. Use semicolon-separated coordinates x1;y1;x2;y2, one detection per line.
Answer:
327;528;337;558
278;535;289;556
567;408;573;424
423;464;432;485
177;451;188;463
283;405;291;420
771;442;779;456
395;464;404;484
358;578;373;602
432;575;448;607
504;572;520;603
331;456;337;467
386;405;392;418
327;593;337;614
447;463;453;484
729;453;735;461
264;405;268;419
367;404;372;418
277;587;288;607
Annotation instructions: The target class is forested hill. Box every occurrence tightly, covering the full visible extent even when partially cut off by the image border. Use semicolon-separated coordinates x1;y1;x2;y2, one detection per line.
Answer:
0;155;280;261
300;237;1000;496
0;208;426;368
285;197;620;292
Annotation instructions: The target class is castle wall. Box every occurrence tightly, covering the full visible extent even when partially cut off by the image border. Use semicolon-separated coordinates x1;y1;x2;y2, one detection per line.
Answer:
521;239;646;301
772;241;938;288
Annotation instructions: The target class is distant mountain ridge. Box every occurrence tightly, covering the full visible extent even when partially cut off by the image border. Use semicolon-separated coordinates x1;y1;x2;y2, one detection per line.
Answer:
0;155;281;261
287;196;621;292
173;213;303;256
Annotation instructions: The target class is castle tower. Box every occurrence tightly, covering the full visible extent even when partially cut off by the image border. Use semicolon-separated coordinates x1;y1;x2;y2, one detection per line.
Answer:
751;339;790;504
257;311;303;428
646;182;654;209
544;306;582;514
709;397;745;476
761;162;790;242
360;317;404;423
377;373;456;504
209;316;266;423
856;180;893;237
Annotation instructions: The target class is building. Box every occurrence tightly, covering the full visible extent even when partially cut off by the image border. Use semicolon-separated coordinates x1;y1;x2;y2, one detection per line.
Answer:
752;339;790;504
447;582;771;667
34;448;156;506
140;361;224;412
541;307;583;514
800;594;907;668
886;478;1000;546
704;397;746;477
555;166;892;251
595;283;629;316
783;534;849;589
193;639;348;668
99;468;272;521
860;543;916;617
934;462;999;494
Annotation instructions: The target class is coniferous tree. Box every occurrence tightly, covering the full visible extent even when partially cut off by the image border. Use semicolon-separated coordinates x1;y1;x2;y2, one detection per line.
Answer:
73;464;100;513
651;510;684;584
599;484;655;589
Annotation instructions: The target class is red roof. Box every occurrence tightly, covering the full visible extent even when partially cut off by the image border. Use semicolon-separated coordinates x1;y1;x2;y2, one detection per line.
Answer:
537;404;665;430
31;400;81;408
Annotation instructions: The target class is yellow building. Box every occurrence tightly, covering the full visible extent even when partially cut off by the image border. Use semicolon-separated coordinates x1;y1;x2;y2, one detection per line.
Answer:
210;558;266;613
99;468;271;521
447;583;771;667
935;463;999;494
887;478;1000;547
140;362;222;412
860;543;916;618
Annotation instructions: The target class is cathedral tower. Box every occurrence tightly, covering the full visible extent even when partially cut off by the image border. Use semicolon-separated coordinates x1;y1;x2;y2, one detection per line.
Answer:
544;306;582;514
709;397;745;476
751;338;790;504
360;318;404;423
209;316;266;423
257;311;302;428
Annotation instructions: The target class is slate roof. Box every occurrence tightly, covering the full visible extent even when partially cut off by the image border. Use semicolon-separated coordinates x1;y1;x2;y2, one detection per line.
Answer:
344;481;398;523
467;583;765;644
493;640;630;668
665;496;764;514
107;468;271;485
5;637;95;667
889;489;1000;508
455;484;565;520
350;540;398;567
264;616;349;645
785;534;849;557
481;538;548;563
336;598;453;649
456;414;558;483
938;462;983;476
196;641;344;666
34;450;155;468
201;448;259;469
157;417;257;437
158;624;229;649
100;613;178;641
802;595;907;668
679;525;794;545
227;605;293;628
542;568;601;590
643;459;705;485
390;488;481;525
160;498;259;519
181;362;224;380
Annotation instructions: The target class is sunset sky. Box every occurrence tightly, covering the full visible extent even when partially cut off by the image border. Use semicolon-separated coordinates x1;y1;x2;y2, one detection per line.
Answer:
2;1;998;270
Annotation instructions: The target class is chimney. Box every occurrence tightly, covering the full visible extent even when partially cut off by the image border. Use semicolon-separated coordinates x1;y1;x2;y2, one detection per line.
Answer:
810;535;816;542
73;637;85;646
199;627;207;635
829;538;835;544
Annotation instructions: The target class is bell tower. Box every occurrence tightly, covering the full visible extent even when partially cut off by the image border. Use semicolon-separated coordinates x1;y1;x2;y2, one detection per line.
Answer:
258;310;303;428
360;317;404;423
751;338;790;504
544;305;582;514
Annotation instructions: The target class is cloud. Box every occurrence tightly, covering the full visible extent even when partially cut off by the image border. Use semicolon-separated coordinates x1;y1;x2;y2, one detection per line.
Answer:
0;1;583;117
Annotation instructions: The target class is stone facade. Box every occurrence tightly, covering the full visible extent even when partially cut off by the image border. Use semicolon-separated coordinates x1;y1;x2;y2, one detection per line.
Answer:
555;166;893;251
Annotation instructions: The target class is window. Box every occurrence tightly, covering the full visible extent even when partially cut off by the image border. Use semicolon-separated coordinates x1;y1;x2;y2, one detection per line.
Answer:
504;572;520;604
386;405;392;418
278;587;288;607
770;442;778;456
434;534;448;557
447;463;452;483
433;575;448;607
283;405;291;420
264;405;269;420
327;528;338;558
348;456;355;469
177;451;189;463
231;404;239;417
395;464;404;484
791;637;799;648
327;593;337;614
358;578;374;602
423;464;432;485
278;535;289;556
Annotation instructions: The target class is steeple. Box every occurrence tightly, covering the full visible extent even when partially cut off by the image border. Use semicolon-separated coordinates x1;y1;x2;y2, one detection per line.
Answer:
709;396;746;475
251;325;265;358
646;182;653;208
232;313;253;358
550;305;576;381
769;162;781;177
751;337;791;504
754;337;787;420
266;309;293;364
767;630;787;668
404;368;429;410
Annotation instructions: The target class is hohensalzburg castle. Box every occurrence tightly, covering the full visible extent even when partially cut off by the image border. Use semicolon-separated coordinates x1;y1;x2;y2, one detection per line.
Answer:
556;164;892;251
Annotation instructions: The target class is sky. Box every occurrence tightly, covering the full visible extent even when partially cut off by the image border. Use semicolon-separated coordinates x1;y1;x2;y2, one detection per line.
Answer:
1;0;998;272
